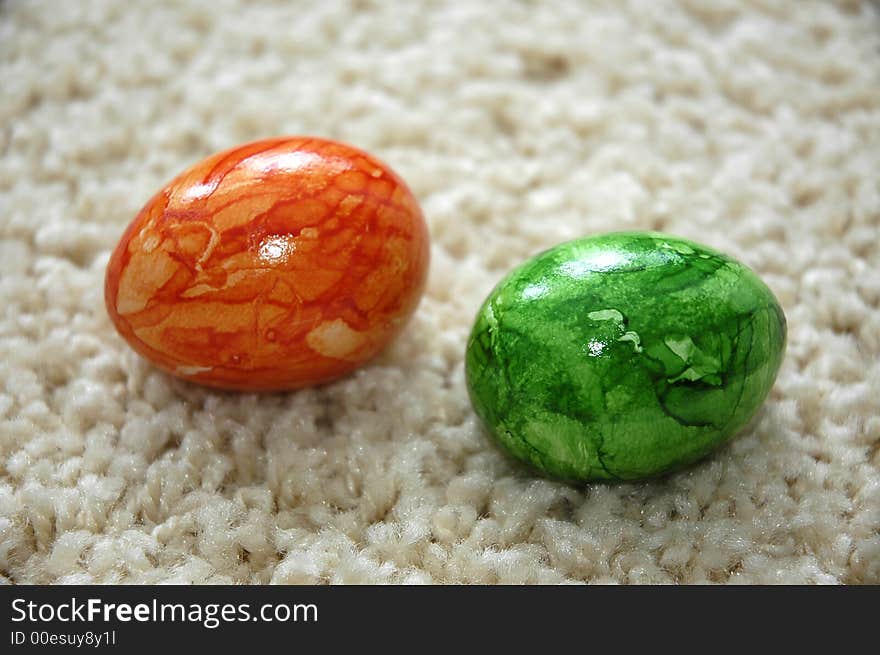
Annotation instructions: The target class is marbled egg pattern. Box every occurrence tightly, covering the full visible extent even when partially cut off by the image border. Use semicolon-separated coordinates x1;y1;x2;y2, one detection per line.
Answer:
105;137;430;391
466;232;786;482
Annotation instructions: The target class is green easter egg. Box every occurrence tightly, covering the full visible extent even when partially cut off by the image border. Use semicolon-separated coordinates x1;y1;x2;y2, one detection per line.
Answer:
465;231;786;482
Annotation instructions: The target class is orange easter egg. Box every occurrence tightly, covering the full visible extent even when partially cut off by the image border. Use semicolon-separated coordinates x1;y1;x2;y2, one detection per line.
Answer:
105;136;430;391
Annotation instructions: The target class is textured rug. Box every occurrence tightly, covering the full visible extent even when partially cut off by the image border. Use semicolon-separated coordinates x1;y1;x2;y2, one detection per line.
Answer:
1;0;879;584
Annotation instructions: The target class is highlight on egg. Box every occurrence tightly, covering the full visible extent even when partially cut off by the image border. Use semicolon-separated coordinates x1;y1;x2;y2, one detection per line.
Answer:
105;136;430;391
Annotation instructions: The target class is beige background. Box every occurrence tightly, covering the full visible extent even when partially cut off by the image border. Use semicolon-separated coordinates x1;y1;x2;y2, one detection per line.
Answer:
1;0;878;583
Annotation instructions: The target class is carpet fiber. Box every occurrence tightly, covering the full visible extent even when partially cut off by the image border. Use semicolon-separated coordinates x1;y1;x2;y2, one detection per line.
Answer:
1;0;879;584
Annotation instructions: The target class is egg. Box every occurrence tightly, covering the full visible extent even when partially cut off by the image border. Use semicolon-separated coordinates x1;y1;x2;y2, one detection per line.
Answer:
105;136;430;391
465;231;786;482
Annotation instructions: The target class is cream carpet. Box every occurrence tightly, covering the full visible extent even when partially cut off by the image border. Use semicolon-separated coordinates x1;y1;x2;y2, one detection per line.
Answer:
1;0;879;584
